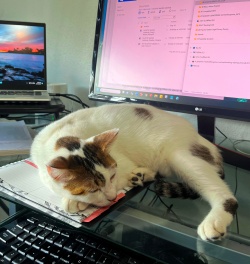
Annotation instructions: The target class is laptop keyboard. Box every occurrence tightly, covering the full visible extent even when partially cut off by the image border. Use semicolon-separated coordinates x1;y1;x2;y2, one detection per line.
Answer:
0;211;161;264
0;91;42;96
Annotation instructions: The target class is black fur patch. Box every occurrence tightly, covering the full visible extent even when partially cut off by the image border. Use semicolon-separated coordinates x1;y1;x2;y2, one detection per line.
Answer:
154;180;199;199
83;144;103;166
83;142;116;169
190;144;215;164
224;198;238;215
68;154;105;185
216;154;225;179
134;107;153;120
69;154;95;171
56;136;81;151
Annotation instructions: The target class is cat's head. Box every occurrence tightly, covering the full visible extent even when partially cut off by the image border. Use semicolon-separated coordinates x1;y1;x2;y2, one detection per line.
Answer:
46;129;119;207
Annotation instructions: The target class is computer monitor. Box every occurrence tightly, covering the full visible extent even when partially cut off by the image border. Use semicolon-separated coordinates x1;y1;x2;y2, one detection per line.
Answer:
89;0;250;150
0;20;46;90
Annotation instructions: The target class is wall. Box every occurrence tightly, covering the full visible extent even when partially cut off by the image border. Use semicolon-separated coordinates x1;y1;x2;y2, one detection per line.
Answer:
1;0;249;142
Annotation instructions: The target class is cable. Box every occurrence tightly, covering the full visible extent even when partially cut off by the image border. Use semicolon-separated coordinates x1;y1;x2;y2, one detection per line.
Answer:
232;139;250;156
216;126;250;155
49;93;89;109
145;187;183;223
215;126;228;139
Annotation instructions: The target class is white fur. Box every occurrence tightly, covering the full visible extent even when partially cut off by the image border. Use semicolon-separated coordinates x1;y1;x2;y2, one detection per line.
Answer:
31;103;237;241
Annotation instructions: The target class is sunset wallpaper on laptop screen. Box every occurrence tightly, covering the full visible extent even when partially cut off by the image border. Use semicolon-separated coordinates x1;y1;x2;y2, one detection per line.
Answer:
0;24;45;84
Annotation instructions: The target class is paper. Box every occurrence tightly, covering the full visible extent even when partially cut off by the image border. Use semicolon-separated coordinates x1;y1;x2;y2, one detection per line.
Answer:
0;121;33;155
0;159;127;227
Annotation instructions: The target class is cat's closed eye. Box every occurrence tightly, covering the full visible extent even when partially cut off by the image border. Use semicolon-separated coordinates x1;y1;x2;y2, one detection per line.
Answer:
89;189;100;193
110;174;116;182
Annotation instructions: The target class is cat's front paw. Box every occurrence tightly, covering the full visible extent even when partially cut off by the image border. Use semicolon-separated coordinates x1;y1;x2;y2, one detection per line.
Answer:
128;167;156;187
62;197;88;213
197;210;233;241
129;171;144;187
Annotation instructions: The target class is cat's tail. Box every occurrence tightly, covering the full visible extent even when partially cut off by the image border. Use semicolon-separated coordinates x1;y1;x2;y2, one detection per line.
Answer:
154;178;200;199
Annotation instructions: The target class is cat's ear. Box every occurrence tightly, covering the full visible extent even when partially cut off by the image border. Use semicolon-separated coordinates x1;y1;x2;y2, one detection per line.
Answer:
46;157;71;182
94;128;119;152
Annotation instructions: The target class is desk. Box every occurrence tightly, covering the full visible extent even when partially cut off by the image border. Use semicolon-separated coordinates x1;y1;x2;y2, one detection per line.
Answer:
0;97;65;120
0;139;250;263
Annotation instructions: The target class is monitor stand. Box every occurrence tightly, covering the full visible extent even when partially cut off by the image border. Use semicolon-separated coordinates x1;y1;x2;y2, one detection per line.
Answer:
197;115;250;170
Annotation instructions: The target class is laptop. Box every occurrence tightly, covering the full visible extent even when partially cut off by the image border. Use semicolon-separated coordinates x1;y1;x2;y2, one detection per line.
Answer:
0;20;50;102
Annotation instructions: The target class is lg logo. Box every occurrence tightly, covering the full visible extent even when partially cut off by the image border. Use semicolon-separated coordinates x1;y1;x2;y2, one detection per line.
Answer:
195;107;203;112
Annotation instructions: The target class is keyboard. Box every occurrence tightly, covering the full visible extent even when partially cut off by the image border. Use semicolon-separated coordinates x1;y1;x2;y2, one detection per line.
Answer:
0;91;42;95
0;210;162;264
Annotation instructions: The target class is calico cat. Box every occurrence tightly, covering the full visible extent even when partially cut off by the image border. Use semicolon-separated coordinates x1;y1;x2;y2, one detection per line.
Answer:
31;103;238;241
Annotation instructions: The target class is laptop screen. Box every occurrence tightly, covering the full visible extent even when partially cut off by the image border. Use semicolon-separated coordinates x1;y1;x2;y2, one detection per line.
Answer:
0;20;47;91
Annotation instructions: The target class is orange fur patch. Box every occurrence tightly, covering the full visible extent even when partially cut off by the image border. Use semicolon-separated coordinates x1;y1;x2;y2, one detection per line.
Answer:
62;155;106;195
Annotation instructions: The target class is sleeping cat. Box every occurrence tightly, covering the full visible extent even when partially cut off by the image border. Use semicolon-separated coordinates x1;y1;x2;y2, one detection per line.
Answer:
31;103;238;241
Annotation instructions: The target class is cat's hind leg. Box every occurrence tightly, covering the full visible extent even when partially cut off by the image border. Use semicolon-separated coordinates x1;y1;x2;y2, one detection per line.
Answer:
128;167;156;187
165;147;238;241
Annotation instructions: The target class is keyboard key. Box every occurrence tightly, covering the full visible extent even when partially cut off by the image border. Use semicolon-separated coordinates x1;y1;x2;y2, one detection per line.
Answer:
86;238;98;248
24;236;37;246
97;254;113;264
38;222;47;229
32;239;45;250
24;224;36;233
85;249;101;262
17;220;30;229
12;254;29;264
27;217;39;224
35;254;55;264
64;238;78;252
98;244;111;253
60;251;74;263
4;250;18;261
38;229;51;240
7;226;24;237
40;241;53;254
50;247;63;259
54;236;68;247
11;240;23;250
109;249;122;259
0;241;11;256
61;230;70;237
0;259;9;264
128;257;141;264
0;230;15;244
49;246;62;259
30;226;44;236
26;247;40;260
52;227;62;234
18;243;30;255
46;232;59;243
73;244;90;257
17;232;30;242
45;224;54;231
71;256;88;264
76;235;88;244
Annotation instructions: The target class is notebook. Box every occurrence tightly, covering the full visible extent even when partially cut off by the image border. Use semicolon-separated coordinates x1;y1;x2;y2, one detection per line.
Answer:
0;20;50;102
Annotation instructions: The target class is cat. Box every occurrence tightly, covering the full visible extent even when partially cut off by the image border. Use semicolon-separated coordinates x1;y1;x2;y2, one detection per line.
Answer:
30;103;238;241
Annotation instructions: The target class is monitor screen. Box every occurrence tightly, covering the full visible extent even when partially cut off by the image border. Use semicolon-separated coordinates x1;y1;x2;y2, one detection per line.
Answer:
0;20;46;90
89;0;250;136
